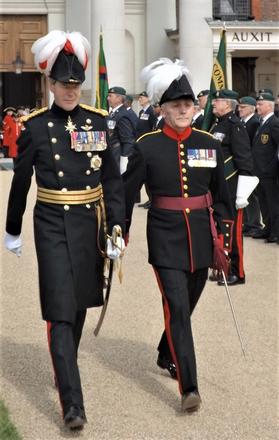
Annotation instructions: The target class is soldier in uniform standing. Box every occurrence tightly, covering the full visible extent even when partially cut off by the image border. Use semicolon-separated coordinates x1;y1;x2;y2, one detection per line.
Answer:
123;58;234;412
210;89;258;286
4;30;125;430
107;86;136;174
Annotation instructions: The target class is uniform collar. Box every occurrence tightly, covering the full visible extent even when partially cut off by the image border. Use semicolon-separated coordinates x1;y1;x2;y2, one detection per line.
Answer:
163;123;192;141
51;102;80;118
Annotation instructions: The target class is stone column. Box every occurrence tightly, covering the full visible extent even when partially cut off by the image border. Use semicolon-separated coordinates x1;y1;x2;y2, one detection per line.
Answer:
91;0;126;103
179;0;213;95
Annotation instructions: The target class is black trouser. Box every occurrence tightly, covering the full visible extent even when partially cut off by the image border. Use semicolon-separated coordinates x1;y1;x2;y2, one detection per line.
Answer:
257;177;278;237
47;310;87;416
243;192;262;232
154;267;208;395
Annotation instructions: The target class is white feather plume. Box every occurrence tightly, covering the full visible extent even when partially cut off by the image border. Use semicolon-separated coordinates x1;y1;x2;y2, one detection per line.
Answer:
31;30;91;76
140;58;192;104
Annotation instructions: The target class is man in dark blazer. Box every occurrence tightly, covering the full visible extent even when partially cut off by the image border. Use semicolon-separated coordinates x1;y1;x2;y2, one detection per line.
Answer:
210;89;257;286
136;91;156;137
191;99;204;129
124;59;233;413
252;93;279;242
4;31;125;430
238;96;262;237
123;94;139;130
107;86;136;174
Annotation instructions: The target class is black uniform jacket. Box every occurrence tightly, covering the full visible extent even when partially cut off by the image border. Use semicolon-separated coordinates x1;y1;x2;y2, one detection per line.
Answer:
6;103;125;323
252;114;279;178
191;113;204;130
244;114;259;144
123;124;234;272
136;105;156;137
210;111;254;197
107;104;136;157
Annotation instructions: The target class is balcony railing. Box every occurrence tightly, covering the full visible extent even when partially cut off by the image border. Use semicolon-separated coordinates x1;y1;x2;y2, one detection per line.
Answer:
213;0;253;21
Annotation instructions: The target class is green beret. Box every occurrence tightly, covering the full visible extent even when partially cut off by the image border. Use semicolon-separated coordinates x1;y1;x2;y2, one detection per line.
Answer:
212;89;239;100
197;89;209;98
108;86;126;96
258;88;273;96
256;93;275;102
239;96;256;106
125;94;134;102
138;91;148;97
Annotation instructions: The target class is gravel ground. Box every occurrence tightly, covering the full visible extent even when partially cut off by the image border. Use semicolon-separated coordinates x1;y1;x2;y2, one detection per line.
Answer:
0;170;278;440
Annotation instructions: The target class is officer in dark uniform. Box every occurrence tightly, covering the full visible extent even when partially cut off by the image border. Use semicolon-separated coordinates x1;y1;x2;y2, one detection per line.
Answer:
136;91;157;137
238;96;262;237
4;31;125;430
191;99;204;129
123;58;234;413
123;94;139;130
197;89;209;111
210;89;257;286
107;86;136;174
252;93;279;242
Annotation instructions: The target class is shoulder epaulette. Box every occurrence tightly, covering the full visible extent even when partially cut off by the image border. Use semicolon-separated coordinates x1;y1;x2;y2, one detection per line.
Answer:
137;129;162;142
80;104;108;116
192;127;214;138
21;107;48;123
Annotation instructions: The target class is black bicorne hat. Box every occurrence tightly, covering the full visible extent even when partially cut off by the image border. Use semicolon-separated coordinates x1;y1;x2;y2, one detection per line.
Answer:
159;74;195;105
50;50;85;84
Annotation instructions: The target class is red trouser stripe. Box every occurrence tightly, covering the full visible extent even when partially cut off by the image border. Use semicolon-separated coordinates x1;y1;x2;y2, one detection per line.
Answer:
153;268;183;395
236;209;244;278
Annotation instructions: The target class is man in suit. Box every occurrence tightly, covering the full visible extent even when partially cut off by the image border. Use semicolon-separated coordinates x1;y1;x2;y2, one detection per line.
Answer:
238;96;262;237
4;30;125;430
123;94;139;130
153;102;164;129
210;89;258;286
191;99;204;129
136;91;156;137
123;58;234;413
252;93;279;243
107;86;136;174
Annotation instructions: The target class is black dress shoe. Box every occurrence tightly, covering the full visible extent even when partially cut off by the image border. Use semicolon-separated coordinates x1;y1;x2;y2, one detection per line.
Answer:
217;274;245;286
157;355;177;379
265;235;278;243
252;230;269;239
64;405;87;430
208;271;221;282
181;390;201;413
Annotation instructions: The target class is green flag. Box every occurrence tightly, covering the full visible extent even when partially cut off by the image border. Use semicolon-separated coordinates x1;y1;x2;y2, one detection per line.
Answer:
201;29;227;131
95;32;109;110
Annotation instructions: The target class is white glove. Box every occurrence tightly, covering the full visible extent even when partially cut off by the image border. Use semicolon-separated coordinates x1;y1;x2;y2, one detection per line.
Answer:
106;236;125;260
4;232;22;257
120;156;129;175
235;197;249;210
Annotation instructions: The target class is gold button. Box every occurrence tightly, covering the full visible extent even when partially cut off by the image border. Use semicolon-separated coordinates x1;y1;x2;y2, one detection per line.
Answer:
181;159;185;164
64;205;70;211
226;224;229;228
86;119;91;124
185;208;190;214
87;152;92;158
86;204;91;209
225;243;229;247
51;137;57;143
180;143;184;148
48;122;54;127
183;176;187;181
58;171;64;177
183;184;188;189
180;151;185;156
86;185;91;190
226;233;229;237
86;170;91;175
61;187;67;192
182;168;186;173
184;193;188;198
54;154;60;160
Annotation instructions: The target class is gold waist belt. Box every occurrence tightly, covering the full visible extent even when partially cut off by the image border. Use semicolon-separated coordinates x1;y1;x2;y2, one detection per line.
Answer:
37;184;103;205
